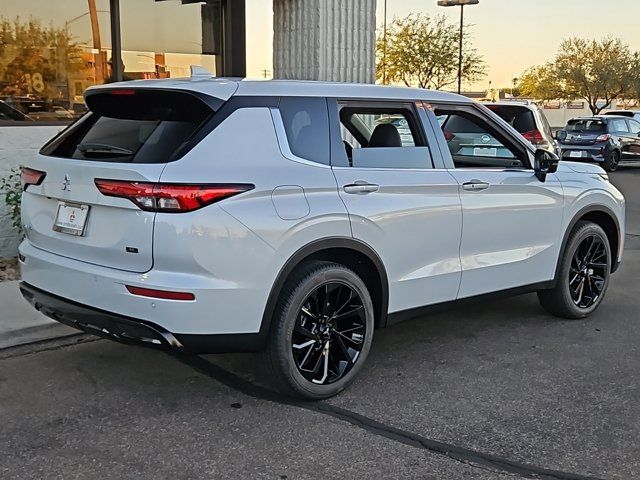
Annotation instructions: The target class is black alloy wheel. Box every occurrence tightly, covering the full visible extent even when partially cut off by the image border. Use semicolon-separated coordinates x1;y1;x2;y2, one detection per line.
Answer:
568;234;608;309
266;261;374;399
538;221;612;319
291;282;366;385
604;150;620;172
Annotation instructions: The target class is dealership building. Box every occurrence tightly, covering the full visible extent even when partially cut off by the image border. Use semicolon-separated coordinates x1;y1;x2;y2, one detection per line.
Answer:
0;0;376;256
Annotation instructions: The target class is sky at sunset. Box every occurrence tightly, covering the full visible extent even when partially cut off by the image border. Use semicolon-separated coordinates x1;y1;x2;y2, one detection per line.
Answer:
245;0;640;89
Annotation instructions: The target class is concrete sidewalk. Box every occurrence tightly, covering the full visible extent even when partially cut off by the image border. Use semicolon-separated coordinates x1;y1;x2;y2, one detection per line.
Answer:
0;281;76;349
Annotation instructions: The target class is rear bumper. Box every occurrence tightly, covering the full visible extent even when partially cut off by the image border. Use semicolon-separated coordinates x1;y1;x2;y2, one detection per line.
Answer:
559;145;606;162
19;282;263;353
18;239;270;336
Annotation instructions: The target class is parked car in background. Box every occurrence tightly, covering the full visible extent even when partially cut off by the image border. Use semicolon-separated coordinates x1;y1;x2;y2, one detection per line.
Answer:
556;115;640;171
483;100;558;155
604;110;640;123
19;76;625;399
0;100;32;121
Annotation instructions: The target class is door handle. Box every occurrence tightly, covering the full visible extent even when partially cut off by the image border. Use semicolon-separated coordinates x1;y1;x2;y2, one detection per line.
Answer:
462;180;490;192
343;182;379;194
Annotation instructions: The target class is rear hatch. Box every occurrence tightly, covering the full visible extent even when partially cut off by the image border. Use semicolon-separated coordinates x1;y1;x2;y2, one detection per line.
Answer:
559;118;607;146
22;88;217;272
485;104;548;148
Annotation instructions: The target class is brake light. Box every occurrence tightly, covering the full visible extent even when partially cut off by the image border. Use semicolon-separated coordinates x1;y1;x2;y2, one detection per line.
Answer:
444;131;456;142
95;180;253;212
596;134;611;142
20;167;46;191
126;285;195;301
522;129;545;144
109;89;136;95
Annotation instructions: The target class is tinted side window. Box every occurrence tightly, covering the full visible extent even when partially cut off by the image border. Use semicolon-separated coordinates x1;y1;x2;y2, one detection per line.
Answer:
629;120;640;134
279;97;330;165
611;119;629;133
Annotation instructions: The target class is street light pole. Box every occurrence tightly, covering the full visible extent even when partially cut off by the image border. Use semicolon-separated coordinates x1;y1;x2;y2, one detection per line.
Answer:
382;0;388;85
457;4;464;95
437;0;479;95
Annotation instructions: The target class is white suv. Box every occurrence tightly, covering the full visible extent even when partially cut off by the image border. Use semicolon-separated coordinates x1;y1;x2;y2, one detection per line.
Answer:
19;75;625;399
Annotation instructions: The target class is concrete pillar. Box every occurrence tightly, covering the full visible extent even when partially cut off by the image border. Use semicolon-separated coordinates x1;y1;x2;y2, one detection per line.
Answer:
273;0;377;83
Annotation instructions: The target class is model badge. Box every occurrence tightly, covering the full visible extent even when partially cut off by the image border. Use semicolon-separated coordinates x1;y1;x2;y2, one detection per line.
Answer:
62;174;72;191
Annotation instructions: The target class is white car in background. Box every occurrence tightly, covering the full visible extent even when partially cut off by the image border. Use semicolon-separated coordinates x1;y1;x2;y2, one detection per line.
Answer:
604;110;640;123
484;100;558;155
19;75;625;399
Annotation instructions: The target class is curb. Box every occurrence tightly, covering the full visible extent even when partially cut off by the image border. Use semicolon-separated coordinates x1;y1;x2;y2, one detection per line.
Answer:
0;280;77;349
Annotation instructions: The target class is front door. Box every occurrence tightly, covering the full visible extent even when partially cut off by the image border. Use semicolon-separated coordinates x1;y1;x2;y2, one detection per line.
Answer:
329;100;462;314
431;103;564;299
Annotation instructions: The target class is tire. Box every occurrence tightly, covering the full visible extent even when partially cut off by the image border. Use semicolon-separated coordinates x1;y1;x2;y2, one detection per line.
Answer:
265;261;375;400
603;150;620;172
538;221;612;319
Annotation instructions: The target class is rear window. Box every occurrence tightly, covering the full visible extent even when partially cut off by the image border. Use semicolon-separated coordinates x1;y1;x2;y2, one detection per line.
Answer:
40;90;214;163
566;119;606;133
486;105;536;134
604;111;633;118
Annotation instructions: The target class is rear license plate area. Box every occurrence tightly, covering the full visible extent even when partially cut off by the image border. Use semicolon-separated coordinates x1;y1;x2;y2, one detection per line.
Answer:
53;202;90;236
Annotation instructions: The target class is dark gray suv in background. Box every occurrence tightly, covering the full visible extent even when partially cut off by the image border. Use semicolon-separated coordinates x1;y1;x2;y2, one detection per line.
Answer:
556;115;640;171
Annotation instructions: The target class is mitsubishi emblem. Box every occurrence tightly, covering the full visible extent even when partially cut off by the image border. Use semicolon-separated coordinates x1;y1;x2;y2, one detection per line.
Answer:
62;174;72;191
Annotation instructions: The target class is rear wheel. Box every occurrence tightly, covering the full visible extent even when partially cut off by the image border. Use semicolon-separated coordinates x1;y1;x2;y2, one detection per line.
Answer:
538;221;611;319
265;261;374;400
603;150;620;172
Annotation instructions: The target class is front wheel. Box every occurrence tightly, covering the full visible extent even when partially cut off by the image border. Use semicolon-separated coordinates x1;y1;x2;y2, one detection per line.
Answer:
603;150;620;172
538;221;612;319
265;261;375;400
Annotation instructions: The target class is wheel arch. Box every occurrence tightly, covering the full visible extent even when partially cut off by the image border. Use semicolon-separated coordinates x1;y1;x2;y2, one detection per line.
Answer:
259;237;389;345
555;205;621;281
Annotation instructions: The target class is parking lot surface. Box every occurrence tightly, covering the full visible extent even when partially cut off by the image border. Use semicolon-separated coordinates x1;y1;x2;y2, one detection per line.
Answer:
1;164;639;480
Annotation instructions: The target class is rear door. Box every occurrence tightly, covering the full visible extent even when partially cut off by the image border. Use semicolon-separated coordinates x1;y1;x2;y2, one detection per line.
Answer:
329;100;462;313
609;118;633;157
22;88;217;272
626;119;640;156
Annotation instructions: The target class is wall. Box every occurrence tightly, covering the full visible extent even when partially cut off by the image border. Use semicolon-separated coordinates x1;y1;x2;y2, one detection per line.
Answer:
0;126;64;258
273;0;377;83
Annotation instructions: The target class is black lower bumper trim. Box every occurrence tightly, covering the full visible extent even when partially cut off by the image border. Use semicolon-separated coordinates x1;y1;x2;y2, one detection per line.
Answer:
19;282;264;354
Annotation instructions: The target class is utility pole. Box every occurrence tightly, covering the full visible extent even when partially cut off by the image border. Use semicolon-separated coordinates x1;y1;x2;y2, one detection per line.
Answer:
87;0;104;83
437;0;479;94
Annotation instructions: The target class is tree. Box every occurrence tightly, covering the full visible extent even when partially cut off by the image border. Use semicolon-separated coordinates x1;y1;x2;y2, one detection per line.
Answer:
518;37;640;114
377;14;486;90
0;17;84;100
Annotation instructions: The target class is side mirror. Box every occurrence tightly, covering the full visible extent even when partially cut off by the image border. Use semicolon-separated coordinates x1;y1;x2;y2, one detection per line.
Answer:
554;130;567;142
534;149;559;182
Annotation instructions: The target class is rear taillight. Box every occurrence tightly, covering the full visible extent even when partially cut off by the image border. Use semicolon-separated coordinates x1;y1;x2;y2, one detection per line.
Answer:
596;134;611;142
20;167;46;191
126;285;195;301
444;131;456;142
94;180;253;212
522;129;545;144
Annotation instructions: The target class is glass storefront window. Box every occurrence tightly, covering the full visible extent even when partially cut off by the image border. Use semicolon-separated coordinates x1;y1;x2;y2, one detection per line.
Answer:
0;0;112;124
119;1;217;81
0;0;219;125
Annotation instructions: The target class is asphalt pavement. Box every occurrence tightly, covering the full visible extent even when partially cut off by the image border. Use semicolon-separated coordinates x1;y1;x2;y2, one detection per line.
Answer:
1;163;639;480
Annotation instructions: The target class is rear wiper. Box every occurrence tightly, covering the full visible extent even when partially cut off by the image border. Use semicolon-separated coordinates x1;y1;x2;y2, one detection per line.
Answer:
77;143;134;156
